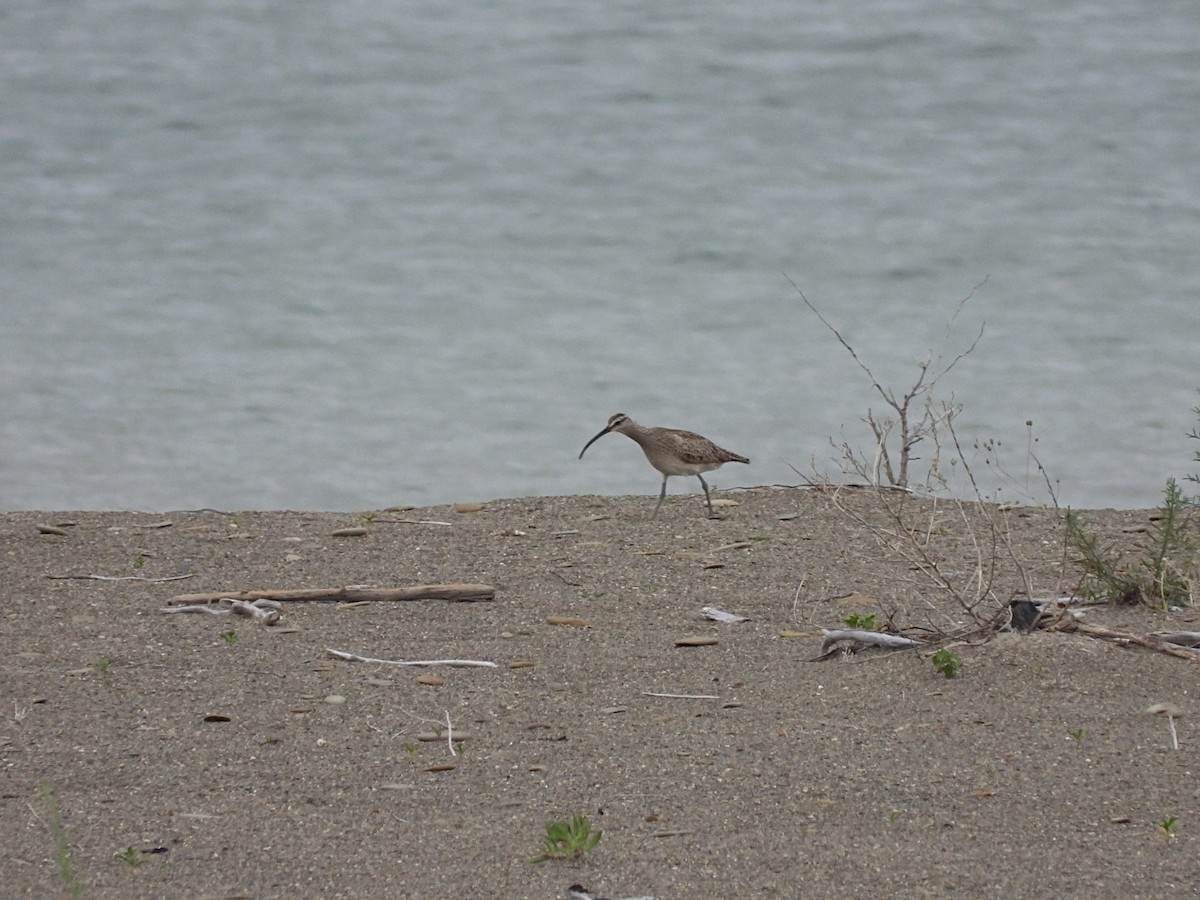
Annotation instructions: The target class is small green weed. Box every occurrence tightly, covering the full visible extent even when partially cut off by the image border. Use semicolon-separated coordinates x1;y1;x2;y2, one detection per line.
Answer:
219;630;238;645
530;814;602;863
40;779;84;898
114;845;145;868
842;612;877;630
132;554;146;569
1067;478;1195;608
92;657;113;674
1158;815;1179;838
1067;728;1084;742
1186;398;1200;494
931;649;961;679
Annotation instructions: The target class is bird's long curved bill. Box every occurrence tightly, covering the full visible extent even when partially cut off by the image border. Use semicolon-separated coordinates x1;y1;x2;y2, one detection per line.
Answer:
578;426;614;459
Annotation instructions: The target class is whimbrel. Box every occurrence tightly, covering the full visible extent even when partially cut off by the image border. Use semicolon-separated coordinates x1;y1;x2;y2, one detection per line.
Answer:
578;413;749;518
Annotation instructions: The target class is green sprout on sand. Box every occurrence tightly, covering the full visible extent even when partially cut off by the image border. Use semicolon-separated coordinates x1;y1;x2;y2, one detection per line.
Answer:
1158;816;1179;838
220;630;238;645
530;814;602;863
842;612;877;630
931;649;961;679
114;845;145;868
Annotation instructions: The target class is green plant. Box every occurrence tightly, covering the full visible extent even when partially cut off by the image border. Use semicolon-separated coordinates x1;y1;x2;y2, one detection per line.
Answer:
403;742;418;758
1186;398;1200;495
92;657;113;674
114;845;145;868
530;814;603;863
220;629;238;645
452;741;467;757
133;554;146;569
842;612;877;630
1067;478;1195;608
40;779;84;898
931;649;961;679
1068;728;1084;742
1158;815;1179;837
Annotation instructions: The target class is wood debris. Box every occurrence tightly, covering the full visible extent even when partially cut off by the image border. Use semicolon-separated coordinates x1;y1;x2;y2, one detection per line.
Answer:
165;583;495;605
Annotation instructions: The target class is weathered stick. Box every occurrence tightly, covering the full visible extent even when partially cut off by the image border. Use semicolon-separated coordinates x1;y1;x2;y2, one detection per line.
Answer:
1153;632;1200;649
1052;620;1200;660
326;649;498;668
820;628;921;651
48;573;195;583
814;628;922;660
161;598;282;624
165;583;495;606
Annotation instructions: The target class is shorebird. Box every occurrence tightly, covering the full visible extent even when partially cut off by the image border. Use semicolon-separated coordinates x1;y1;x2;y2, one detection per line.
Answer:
578;413;749;518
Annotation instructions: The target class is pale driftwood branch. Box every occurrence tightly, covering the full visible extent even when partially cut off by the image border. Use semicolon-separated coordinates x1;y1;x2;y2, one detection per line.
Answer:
161;598;282;625
1146;703;1183;750
1051;620;1200;660
815;628;922;660
1153;632;1200;649
701;606;750;624
568;883;656;900
165;583;495;606
326;648;498;668
48;573;195;583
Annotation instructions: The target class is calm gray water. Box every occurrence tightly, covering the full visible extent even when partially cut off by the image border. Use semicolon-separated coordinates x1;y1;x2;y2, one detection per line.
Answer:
2;0;1198;511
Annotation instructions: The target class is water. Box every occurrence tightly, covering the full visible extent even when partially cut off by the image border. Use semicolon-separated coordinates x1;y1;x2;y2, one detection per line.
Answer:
2;0;1197;511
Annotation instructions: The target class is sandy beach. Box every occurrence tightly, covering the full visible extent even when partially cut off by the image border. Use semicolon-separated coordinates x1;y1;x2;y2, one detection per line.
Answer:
2;487;1196;898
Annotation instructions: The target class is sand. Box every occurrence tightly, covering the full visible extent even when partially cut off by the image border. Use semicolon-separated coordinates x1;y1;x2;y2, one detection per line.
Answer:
1;487;1197;899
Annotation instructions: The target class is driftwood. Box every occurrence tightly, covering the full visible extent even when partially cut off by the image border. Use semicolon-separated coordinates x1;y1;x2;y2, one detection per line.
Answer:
161;598;282;625
49;573;195;583
326;648;497;668
701;606;750;624
165;583;495;606
1049;620;1200;661
1153;632;1200;649
813;628;922;661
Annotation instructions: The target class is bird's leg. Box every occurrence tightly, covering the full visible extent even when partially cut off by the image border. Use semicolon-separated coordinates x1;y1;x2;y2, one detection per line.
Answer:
652;476;668;518
697;474;714;517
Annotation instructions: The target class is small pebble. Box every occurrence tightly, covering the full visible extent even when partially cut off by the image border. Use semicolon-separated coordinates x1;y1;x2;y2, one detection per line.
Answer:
324;694;346;705
36;524;69;536
415;675;444;686
330;527;369;537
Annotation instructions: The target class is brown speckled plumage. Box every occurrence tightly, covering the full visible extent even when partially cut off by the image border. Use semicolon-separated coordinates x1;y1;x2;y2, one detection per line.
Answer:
578;413;749;518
